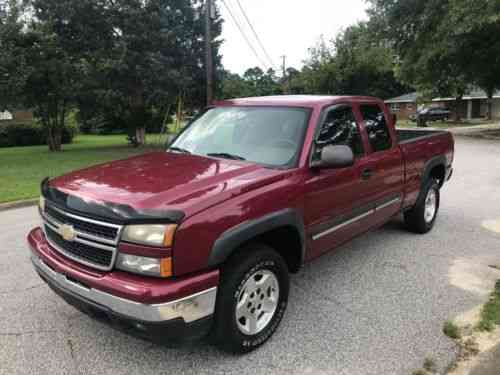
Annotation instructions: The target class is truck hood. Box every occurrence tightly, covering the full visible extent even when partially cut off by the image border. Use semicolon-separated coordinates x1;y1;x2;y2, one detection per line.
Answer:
49;152;286;220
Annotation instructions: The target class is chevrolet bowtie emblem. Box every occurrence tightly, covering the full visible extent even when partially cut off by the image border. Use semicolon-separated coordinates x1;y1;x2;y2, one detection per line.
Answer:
59;224;76;242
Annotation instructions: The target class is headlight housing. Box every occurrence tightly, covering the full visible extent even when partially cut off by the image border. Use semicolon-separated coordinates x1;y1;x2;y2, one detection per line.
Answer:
121;224;177;247
116;253;172;278
118;224;177;278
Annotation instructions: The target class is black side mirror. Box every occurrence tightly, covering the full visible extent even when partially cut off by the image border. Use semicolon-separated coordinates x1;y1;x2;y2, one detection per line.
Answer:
312;145;354;169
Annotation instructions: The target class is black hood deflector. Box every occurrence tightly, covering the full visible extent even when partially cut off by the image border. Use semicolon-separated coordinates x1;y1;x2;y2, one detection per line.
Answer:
41;177;185;224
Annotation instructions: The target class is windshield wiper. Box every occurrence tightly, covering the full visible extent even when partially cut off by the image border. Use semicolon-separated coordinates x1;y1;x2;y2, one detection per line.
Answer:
168;146;191;154
207;152;246;161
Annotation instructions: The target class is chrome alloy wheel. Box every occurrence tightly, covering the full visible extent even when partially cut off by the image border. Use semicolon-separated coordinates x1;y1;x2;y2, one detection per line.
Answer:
235;269;279;335
424;188;437;223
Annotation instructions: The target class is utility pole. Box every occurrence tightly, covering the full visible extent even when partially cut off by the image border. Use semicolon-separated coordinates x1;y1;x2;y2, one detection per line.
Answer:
281;55;288;94
205;0;214;106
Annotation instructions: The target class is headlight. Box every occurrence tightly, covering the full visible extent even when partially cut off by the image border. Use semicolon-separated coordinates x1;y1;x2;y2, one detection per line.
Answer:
121;224;177;247
116;253;172;278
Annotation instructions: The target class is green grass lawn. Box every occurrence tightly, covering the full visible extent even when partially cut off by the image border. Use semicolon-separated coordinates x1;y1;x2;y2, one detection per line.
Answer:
0;134;167;203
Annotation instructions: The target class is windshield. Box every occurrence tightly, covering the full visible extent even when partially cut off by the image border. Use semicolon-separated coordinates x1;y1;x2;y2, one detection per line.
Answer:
169;106;311;168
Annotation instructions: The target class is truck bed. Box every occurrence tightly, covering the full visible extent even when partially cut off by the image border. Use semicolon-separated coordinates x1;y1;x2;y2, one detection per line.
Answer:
396;128;447;144
396;127;454;209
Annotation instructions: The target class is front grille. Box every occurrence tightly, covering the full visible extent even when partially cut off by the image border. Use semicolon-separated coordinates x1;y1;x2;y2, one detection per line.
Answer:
46;205;118;240
45;226;113;267
41;203;122;271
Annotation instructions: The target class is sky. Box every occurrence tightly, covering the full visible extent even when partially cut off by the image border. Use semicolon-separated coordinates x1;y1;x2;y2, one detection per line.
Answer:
218;0;369;75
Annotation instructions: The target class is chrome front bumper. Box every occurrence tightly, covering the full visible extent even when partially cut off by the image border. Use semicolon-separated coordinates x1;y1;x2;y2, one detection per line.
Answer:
31;252;217;324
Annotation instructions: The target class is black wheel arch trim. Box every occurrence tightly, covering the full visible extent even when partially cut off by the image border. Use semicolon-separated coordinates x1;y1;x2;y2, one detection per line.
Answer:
207;208;306;269
422;155;447;189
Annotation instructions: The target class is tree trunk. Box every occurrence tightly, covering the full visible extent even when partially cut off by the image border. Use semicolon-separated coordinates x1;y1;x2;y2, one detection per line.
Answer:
47;125;56;151
130;85;146;146
45;100;65;152
135;126;145;145
52;126;62;151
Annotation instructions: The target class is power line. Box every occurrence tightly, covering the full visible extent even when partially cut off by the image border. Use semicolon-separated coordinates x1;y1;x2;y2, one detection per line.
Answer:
234;0;276;70
220;0;270;71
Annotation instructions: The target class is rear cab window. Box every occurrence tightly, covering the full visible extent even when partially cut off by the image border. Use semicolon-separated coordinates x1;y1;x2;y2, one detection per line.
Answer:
359;104;392;152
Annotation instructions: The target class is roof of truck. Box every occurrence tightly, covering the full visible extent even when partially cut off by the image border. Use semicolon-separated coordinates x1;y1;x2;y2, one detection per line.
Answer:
214;95;381;108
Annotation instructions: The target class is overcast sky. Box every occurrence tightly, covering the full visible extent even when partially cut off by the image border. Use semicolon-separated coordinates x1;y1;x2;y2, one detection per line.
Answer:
218;0;369;75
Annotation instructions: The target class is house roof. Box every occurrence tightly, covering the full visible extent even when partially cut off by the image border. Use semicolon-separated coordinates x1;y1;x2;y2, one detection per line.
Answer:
433;89;500;102
385;92;418;104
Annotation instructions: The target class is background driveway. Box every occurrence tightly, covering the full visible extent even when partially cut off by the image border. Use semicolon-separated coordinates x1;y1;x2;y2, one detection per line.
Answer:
1;136;500;375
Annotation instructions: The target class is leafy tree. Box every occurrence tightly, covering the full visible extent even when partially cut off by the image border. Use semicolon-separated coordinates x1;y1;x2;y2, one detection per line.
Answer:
0;0;223;149
220;67;282;99
84;0;223;144
446;0;500;120
333;23;409;98
367;0;500;120
288;24;409;99
0;0;113;150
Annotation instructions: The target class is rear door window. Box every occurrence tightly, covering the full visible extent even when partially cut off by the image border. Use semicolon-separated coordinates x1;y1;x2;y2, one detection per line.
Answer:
359;104;392;152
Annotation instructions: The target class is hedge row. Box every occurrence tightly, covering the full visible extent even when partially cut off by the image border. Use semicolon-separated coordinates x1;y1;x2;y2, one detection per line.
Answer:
0;121;78;148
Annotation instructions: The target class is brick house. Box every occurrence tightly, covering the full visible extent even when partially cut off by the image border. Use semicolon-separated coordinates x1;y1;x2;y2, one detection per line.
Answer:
384;92;418;120
0;109;34;122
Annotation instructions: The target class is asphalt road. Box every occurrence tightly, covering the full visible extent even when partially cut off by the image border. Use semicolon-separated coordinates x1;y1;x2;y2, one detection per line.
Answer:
1;136;500;375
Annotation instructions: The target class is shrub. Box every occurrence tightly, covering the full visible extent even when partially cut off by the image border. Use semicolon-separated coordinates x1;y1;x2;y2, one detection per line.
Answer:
0;120;78;148
443;320;461;339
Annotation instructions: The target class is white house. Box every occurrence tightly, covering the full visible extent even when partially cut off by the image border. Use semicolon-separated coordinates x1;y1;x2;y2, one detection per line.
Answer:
0;110;14;121
433;89;500;120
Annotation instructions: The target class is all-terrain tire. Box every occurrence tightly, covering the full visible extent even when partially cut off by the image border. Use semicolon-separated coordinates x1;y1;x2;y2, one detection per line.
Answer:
404;178;440;234
212;244;289;354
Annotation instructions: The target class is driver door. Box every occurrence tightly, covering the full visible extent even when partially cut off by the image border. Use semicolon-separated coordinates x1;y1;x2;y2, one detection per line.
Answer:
304;104;376;260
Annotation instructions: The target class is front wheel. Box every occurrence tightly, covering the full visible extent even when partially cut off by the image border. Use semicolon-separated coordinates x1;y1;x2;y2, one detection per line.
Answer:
212;244;289;353
404;179;440;234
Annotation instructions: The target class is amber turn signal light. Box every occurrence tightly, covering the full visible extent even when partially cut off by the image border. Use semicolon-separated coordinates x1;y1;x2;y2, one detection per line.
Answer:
160;257;173;277
163;225;177;248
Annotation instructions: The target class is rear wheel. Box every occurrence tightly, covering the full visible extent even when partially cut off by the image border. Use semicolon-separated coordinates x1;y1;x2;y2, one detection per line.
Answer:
404;179;440;234
212;244;289;353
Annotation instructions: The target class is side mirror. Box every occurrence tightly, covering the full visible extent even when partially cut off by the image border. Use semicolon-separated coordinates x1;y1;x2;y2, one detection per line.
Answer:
313;145;354;169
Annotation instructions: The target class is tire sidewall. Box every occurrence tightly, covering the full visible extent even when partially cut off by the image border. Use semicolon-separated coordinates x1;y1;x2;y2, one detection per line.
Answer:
421;180;440;230
215;247;289;353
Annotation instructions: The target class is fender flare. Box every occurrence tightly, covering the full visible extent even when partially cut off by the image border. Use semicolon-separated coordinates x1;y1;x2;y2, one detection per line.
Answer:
207;208;306;268
410;155;447;209
421;155;447;190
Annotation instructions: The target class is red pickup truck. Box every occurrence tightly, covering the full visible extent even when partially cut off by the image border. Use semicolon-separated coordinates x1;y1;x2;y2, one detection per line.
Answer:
28;95;454;353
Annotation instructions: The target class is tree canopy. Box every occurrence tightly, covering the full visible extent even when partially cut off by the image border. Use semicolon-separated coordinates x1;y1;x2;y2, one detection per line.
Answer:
288;24;409;99
367;0;500;119
0;0;223;150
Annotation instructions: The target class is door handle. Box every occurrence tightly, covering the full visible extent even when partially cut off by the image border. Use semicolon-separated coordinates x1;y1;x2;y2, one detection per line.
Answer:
361;169;373;180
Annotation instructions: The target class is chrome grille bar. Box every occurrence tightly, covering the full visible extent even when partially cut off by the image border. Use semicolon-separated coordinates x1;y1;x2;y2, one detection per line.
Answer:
40;203;123;271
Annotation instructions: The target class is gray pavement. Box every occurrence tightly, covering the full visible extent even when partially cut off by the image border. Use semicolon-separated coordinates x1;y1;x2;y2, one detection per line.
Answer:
1;135;500;375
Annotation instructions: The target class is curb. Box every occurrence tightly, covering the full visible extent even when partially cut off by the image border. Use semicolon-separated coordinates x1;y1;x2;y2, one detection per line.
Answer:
447;123;500;135
0;198;39;212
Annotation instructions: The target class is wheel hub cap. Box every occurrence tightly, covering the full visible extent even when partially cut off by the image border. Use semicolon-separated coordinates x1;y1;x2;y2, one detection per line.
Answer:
424;188;437;223
235;270;279;335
